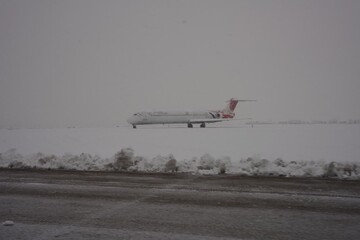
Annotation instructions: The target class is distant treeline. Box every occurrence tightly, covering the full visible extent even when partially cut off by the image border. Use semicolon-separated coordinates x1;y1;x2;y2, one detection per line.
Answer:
247;119;360;125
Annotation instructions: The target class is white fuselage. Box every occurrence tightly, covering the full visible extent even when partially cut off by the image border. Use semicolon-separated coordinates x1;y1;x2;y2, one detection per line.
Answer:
127;111;218;126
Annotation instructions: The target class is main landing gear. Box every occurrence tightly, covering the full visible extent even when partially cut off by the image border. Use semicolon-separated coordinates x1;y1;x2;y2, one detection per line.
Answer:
187;123;206;128
132;125;137;129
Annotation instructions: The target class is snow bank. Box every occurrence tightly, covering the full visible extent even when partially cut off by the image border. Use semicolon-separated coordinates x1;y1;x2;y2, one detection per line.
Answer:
1;148;359;179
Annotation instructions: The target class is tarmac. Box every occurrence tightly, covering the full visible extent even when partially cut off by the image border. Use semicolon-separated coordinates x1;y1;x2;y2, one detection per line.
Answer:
1;169;360;239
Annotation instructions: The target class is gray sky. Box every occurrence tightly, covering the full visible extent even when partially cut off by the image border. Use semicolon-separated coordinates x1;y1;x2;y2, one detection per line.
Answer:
0;0;359;128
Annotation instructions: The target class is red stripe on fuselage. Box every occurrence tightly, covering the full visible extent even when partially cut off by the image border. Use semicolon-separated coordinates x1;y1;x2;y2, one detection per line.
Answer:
222;113;234;118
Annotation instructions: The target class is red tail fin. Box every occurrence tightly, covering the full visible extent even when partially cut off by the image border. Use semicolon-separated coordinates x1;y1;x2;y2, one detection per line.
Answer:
222;98;256;114
223;98;239;113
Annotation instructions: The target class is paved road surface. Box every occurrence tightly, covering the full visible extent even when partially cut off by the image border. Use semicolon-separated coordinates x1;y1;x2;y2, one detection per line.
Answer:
1;169;360;239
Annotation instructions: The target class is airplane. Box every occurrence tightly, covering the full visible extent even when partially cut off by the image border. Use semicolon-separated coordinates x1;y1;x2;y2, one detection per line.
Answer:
127;98;256;128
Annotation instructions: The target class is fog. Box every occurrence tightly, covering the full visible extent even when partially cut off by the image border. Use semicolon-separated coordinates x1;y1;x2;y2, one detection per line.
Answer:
0;0;359;129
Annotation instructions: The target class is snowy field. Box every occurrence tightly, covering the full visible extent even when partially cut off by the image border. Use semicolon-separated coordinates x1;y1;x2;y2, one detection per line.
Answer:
1;123;360;178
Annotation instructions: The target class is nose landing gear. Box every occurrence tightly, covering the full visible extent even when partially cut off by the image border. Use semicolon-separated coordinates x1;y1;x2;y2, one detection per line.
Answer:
200;123;206;128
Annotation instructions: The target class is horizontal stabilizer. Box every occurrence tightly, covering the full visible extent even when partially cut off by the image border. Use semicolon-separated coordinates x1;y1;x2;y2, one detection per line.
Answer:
228;99;257;102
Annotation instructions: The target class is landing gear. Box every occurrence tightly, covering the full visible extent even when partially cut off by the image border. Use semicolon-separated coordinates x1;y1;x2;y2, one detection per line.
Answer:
132;125;137;129
187;123;193;128
200;123;206;128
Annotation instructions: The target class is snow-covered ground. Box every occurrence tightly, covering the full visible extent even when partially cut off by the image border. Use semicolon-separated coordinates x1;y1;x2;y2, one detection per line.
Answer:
1;124;359;178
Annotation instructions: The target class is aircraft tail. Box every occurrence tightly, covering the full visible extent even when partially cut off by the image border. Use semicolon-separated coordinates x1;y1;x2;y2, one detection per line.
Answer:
222;98;257;114
223;98;238;113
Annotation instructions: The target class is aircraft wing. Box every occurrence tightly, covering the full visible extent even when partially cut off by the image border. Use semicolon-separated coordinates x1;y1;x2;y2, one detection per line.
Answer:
189;119;227;124
189;118;252;124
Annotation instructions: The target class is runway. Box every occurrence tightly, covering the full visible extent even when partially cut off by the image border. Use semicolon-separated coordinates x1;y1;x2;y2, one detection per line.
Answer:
1;169;360;239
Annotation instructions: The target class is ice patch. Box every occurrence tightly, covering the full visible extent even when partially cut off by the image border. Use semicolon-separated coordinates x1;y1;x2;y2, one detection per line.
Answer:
0;148;359;179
